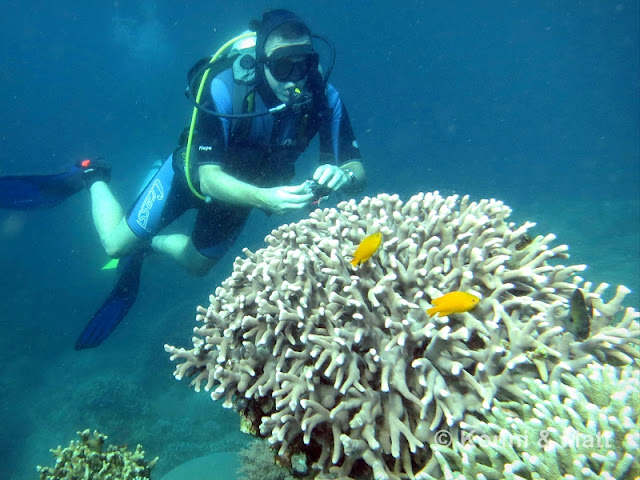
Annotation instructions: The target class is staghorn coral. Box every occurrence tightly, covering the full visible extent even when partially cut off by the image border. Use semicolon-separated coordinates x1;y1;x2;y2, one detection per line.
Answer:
425;363;640;480
165;191;639;480
37;429;158;480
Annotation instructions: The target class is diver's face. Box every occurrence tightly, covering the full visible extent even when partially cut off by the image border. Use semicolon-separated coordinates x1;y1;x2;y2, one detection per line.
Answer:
264;34;313;103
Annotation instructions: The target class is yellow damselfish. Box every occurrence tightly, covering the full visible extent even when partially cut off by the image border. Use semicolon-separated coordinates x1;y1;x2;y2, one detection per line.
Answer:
427;291;480;317
350;232;382;267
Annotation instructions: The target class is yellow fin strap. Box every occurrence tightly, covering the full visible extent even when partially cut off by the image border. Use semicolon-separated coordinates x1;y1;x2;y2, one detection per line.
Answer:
101;258;120;271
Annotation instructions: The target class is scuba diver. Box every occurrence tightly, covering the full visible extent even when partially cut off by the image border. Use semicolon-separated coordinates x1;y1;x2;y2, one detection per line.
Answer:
0;9;366;349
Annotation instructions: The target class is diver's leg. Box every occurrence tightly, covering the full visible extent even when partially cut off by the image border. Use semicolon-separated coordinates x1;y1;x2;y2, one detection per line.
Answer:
161;203;251;276
119;152;197;261
89;181;141;257
151;234;218;276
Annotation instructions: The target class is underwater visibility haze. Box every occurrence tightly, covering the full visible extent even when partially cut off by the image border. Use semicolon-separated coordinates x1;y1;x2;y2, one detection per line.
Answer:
0;1;638;479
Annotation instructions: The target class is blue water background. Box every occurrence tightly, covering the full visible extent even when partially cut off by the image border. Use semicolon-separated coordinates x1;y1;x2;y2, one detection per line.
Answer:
1;1;638;479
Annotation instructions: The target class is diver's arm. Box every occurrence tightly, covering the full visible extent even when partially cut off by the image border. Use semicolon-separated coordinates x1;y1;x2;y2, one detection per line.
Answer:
340;160;366;193
199;164;260;207
199;164;312;214
312;160;367;193
318;85;365;194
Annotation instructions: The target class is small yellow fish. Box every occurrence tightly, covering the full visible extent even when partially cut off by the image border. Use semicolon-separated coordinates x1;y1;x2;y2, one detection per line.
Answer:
350;232;382;267
427;291;480;317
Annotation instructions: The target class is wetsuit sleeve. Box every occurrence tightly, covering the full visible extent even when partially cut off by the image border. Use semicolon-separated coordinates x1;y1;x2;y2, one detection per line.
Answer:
191;73;233;166
318;84;362;166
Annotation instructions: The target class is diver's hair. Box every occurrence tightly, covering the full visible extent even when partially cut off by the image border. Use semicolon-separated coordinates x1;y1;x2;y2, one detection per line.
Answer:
268;21;310;43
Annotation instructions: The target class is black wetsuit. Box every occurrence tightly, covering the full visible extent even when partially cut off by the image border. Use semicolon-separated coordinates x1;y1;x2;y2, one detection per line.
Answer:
126;67;361;259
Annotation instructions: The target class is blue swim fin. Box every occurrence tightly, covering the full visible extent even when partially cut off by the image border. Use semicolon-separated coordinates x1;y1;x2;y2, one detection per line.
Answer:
0;160;111;210
75;251;145;350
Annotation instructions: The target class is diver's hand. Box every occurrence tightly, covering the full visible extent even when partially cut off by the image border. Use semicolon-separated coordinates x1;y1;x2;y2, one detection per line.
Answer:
313;164;349;191
257;184;313;215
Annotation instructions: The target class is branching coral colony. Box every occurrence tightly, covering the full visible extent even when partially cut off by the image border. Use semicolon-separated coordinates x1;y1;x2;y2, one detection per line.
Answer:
37;429;158;480
166;191;639;480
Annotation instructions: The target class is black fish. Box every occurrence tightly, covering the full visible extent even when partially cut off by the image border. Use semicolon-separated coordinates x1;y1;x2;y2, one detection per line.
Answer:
564;288;592;340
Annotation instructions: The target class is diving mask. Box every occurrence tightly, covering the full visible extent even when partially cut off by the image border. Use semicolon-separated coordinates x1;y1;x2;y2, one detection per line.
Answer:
265;44;319;82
